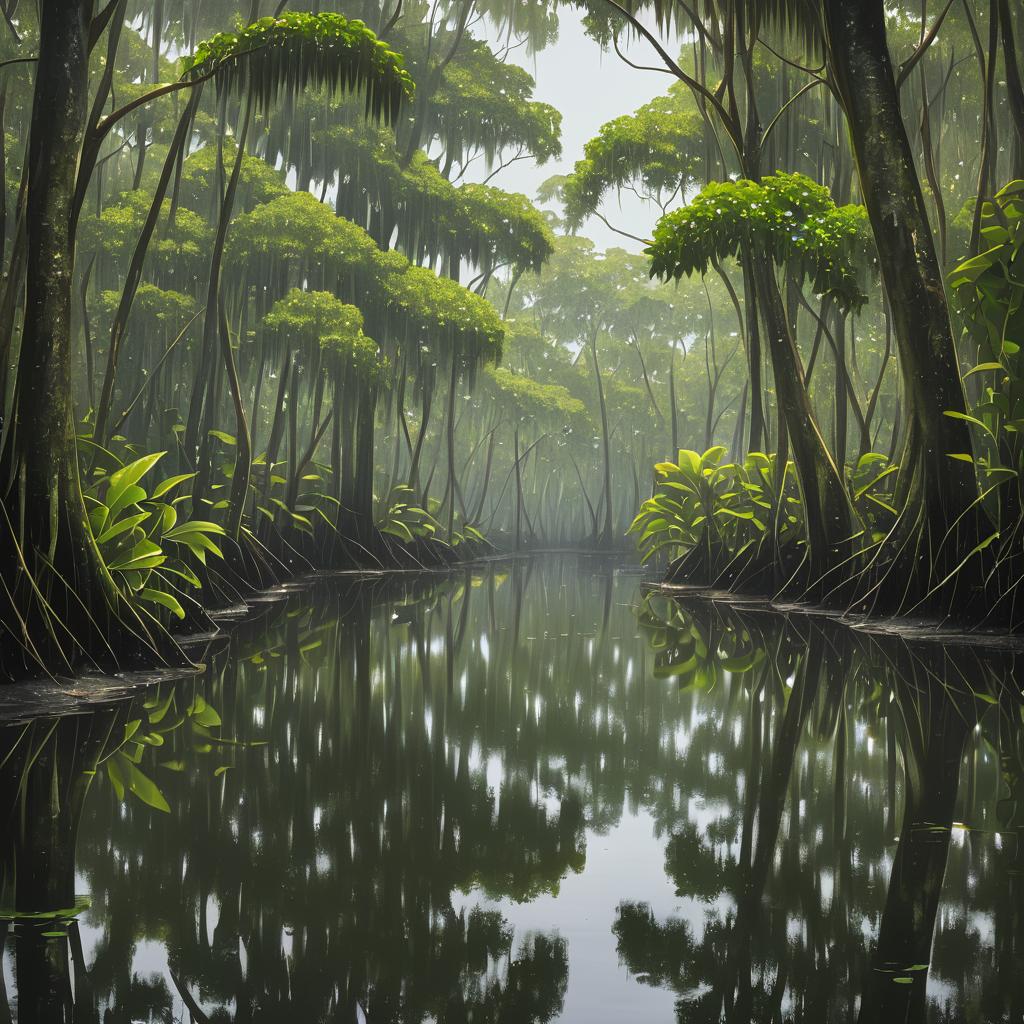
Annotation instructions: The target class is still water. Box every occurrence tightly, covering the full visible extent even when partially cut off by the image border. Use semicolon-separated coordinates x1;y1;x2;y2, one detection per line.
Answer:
0;557;1022;1023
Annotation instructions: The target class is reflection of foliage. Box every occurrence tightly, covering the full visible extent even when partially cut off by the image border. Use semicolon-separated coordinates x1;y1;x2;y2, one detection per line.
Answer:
629;589;1024;1024
997;704;1024;831
613;902;697;992
99;688;234;814
467;790;586;902
664;822;734;903
636;590;767;687
5;564;1024;1022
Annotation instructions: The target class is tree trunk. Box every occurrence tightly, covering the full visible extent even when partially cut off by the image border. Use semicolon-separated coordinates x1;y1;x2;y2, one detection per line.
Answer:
824;0;985;612
589;332;614;546
998;0;1024;178
0;1;168;681
353;384;378;543
752;258;852;592
444;358;458;542
514;426;523;551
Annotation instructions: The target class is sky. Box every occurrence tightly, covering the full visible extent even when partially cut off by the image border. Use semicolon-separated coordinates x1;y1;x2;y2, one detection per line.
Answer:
475;9;669;253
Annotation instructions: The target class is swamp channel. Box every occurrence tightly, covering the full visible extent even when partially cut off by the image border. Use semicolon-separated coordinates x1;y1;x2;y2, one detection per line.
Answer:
0;556;1021;1023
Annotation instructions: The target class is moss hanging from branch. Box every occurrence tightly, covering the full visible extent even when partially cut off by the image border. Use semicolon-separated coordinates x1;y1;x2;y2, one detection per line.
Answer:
183;12;414;123
562;83;704;230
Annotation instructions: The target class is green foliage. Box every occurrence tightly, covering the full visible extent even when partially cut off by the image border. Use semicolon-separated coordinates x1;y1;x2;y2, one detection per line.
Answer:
847;452;899;540
485;366;588;429
232;193;512;374
563;83;703;229
456;183;555;274
376;486;487;548
98;284;195;329
383;264;505;367
227;189;380;274
629;447;801;566
322;328;389;386
178;142;290;212
647;173;876;312
336;146;555;276
950;181;1024;447
428;39;562;170
377;485;443;542
630;447;901;569
183;12;414;122
261;286;389;385
85;453;225;622
263;287;363;343
81;191;212;279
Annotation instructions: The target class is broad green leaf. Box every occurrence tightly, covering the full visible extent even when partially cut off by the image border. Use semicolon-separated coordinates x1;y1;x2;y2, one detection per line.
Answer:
96;511;151;546
150;473;195;500
964;361;1004;377
942;410;996;441
139;588;186;620
107;540;166;572
126;762;170;812
106;452;165;513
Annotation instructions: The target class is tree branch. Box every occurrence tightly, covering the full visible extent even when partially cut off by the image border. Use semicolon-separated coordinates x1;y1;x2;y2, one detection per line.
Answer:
589;209;652;246
597;0;742;159
612;31;674;74
93;71;215;145
895;0;956;89
89;0;122;52
0;56;35;72
761;79;827;149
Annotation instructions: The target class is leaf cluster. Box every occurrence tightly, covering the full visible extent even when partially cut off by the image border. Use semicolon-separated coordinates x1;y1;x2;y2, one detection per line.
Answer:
647;172;876;312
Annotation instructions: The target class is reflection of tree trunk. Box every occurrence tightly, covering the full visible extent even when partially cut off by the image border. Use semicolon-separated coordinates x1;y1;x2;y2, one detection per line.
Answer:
0;920;10;1024
749;631;824;894
8;716;108;1024
354;384;378;543
445;359;458;542
721;628;825;1023
857;693;972;1024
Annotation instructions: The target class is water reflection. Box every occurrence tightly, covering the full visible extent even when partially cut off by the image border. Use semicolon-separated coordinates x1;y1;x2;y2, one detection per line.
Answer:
0;558;1021;1023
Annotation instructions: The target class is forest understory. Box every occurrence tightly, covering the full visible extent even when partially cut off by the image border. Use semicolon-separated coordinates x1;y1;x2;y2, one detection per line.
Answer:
0;0;1022;684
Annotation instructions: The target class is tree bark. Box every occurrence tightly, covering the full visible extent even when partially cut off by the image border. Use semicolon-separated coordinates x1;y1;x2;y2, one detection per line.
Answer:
589;332;614;546
824;0;985;611
751;258;852;591
0;0;166;680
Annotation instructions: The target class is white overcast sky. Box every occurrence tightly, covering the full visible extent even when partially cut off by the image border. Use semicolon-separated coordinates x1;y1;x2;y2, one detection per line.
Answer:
476;10;669;252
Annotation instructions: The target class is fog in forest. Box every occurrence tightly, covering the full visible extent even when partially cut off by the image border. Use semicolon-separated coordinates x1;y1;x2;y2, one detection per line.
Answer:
0;3;1022;1022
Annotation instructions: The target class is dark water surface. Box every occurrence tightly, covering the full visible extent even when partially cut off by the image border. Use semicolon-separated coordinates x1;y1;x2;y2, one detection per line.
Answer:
1;557;1022;1023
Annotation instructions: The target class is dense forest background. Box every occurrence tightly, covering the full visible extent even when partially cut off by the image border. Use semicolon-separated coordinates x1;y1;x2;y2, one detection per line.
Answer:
0;0;1022;681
